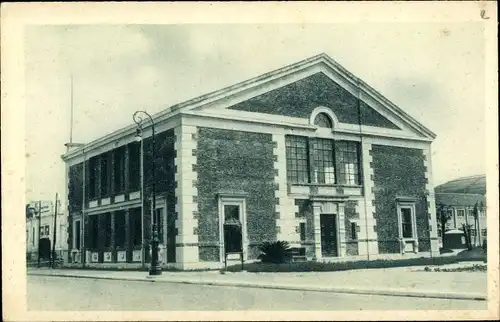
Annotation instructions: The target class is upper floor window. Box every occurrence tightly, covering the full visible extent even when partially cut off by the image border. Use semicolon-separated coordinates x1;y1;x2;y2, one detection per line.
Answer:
88;157;99;200
285;136;309;183
129;142;141;192
336;141;360;185
314;113;333;128
312;138;335;184
113;147;126;194
285;135;361;185
457;209;465;218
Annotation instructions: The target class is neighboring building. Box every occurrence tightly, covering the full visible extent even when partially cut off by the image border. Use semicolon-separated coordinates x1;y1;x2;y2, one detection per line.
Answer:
61;53;439;270
435;175;486;247
26;200;68;261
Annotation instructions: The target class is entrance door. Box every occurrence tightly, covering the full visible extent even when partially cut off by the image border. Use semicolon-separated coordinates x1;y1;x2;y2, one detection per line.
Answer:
320;214;338;257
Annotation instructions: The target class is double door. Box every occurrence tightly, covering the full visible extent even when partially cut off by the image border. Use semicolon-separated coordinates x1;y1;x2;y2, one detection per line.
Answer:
320;214;338;257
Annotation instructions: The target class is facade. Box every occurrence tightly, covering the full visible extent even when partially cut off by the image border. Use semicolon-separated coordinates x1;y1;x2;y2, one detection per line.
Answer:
61;54;439;269
26;200;67;260
435;175;486;247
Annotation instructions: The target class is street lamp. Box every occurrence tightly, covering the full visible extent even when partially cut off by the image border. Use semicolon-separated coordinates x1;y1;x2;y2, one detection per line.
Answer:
133;110;161;276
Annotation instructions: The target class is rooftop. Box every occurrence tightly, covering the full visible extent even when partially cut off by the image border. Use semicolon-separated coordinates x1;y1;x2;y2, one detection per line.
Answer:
435;175;486;195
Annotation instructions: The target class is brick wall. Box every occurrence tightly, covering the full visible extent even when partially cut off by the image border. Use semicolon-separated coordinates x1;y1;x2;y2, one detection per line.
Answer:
228;72;400;129
197;128;277;261
371;145;429;254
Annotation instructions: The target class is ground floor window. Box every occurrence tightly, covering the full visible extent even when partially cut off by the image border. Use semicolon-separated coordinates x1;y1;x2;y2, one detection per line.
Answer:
114;210;126;248
102;213;112;248
88;215;99;249
130;207;142;247
397;202;417;239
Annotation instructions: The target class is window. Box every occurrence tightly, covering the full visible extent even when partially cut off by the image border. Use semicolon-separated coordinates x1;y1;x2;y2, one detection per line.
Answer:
100;154;110;197
350;222;357;240
102;213;112;248
457;209;465;217
74;220;81;250
114;210;126;248
88;215;99;249
481;229;487;237
285;136;361;185
130;207;142;246
336;141;360;185
398;204;416;239
45;225;50;236
32;227;35;245
299;222;306;242
129;143;141;192
470;229;476;237
114;147;126;194
312;138;335;184
314;113;333;128
285;136;309;183
88;157;99;199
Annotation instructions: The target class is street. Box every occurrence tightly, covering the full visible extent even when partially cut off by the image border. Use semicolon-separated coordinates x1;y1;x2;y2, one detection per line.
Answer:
27;275;487;311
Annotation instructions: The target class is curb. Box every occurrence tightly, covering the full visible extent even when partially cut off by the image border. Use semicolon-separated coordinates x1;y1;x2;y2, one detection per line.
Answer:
28;272;487;301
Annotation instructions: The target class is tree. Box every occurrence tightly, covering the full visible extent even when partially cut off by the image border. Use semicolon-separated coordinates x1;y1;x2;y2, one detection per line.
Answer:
436;203;452;248
461;223;473;250
473;202;479;246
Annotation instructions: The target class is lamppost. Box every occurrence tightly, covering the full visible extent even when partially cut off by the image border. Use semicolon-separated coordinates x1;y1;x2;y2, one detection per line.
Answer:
133;110;161;276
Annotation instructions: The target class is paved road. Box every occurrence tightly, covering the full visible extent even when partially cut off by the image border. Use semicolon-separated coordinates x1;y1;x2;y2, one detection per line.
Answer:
27;275;486;311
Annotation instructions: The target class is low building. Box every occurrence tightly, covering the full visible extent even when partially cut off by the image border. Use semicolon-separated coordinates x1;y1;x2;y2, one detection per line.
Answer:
26;200;67;261
61;53;439;270
435;175;486;247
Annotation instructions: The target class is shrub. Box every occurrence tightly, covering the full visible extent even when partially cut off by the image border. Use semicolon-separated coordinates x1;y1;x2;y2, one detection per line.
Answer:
257;241;292;264
482;239;487;253
439;247;454;254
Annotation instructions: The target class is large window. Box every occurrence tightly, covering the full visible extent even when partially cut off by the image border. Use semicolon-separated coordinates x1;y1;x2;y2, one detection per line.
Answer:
100;154;110;197
285;135;361;185
88;215;99;249
88;157;99;199
114;210;126;248
312;138;335;184
285;136;309;183
113;147;126;194
336;141;360;185
102;213;112;248
130;207;142;247
129;143;141;192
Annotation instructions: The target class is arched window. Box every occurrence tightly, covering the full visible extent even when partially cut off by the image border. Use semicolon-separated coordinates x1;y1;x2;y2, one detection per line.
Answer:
314;113;333;128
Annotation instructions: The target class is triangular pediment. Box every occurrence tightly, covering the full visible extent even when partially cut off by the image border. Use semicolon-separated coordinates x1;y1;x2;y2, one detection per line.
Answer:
226;72;400;130
165;53;435;140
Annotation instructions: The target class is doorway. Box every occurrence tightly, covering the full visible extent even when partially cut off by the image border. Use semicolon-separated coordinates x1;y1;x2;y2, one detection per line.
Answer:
320;214;338;257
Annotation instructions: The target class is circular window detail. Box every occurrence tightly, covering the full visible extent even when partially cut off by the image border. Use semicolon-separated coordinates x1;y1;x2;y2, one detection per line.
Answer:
314;113;333;128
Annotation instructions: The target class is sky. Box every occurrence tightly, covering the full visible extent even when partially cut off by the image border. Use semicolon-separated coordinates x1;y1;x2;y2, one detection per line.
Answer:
25;23;486;203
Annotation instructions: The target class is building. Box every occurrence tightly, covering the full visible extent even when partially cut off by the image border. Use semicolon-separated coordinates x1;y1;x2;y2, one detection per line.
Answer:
61;53;439;270
435;175;486;247
26;200;67;261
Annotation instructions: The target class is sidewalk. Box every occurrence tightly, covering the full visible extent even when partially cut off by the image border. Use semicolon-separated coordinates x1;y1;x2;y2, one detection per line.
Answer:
28;265;487;301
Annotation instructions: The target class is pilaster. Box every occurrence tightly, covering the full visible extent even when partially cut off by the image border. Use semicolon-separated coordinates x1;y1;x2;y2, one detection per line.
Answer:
312;202;322;260
272;134;299;243
423;145;439;255
174;124;200;266
361;141;379;256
